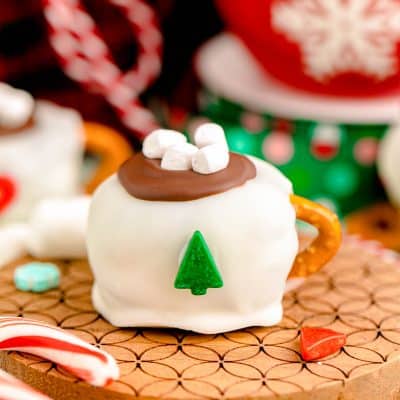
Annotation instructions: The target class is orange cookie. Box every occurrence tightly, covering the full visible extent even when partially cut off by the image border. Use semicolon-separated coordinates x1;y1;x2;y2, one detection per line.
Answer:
346;203;400;250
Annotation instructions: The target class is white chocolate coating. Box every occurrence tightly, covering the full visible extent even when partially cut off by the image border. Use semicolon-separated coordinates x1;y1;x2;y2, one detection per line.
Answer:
0;101;83;224
0;83;34;129
0;224;29;269
27;196;90;259
378;123;400;207
87;156;298;334
0;196;90;266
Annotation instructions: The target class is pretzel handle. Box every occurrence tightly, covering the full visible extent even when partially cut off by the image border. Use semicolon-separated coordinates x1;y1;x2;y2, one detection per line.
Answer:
289;195;342;278
83;122;133;194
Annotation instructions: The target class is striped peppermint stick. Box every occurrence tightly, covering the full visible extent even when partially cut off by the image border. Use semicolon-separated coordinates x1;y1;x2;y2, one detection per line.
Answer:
0;317;119;387
42;0;162;140
0;369;51;400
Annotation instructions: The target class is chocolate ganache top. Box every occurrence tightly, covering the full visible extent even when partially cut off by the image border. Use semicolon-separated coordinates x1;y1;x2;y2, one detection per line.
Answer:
118;152;257;201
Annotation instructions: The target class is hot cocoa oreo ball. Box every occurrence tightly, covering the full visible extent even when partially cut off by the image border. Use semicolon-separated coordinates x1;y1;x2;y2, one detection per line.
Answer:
87;126;341;334
87;127;299;334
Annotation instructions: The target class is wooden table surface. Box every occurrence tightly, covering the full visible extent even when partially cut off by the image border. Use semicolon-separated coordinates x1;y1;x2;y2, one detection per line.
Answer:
0;236;400;399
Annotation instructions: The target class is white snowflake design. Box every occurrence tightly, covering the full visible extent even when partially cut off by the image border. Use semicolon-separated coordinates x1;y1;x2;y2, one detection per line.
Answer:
272;0;400;81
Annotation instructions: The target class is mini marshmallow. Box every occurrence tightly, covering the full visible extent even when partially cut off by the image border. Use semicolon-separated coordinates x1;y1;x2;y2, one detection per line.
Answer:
26;196;91;259
0;83;35;129
194;123;228;150
192;143;230;174
143;129;186;159
161;142;198;171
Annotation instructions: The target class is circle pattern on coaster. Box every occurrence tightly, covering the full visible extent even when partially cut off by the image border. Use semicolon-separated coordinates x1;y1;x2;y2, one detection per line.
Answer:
1;238;400;399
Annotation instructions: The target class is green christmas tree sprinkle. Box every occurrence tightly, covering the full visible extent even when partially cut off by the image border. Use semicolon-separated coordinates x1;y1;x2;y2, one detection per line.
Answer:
174;231;223;296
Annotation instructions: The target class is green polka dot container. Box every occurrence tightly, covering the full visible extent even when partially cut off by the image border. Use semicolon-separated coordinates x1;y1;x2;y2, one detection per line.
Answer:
194;93;386;217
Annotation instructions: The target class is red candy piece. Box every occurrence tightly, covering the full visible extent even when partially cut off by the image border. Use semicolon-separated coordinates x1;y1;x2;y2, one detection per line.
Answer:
300;327;346;361
0;176;16;213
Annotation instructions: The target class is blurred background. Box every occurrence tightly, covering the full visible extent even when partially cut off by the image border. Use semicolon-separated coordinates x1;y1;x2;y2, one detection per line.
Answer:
0;0;222;135
2;0;400;249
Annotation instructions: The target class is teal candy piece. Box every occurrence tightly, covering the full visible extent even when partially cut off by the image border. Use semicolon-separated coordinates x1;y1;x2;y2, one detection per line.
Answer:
14;262;60;293
174;231;223;296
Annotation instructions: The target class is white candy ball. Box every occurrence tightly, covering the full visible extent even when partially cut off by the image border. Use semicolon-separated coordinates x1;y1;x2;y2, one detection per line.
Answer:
142;129;186;159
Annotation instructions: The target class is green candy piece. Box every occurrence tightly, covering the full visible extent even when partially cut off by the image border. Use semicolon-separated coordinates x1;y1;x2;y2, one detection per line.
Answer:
174;231;223;296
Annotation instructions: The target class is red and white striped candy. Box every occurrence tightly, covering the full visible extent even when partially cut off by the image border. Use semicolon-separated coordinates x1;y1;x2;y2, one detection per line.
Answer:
0;317;119;387
0;369;51;400
42;0;162;140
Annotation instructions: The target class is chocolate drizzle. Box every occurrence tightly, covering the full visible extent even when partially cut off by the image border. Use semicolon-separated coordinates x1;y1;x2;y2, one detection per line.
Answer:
118;152;256;201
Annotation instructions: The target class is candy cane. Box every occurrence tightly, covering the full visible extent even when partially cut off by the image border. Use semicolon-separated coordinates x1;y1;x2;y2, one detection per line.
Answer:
0;317;119;387
0;369;52;400
42;0;162;140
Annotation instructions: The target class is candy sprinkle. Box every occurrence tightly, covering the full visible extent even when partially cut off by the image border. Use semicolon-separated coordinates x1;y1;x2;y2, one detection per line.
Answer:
14;262;60;293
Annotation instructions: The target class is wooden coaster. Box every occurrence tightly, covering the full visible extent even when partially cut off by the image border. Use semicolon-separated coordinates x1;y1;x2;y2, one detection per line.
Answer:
1;236;400;399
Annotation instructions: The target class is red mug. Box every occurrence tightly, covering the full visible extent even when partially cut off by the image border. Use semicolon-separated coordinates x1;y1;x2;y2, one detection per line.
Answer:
215;0;400;97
